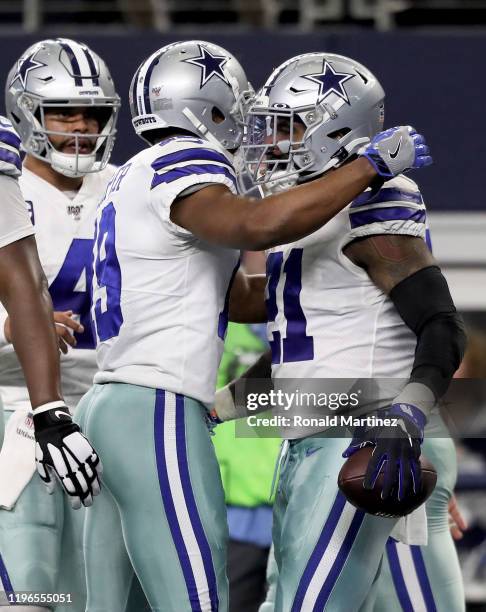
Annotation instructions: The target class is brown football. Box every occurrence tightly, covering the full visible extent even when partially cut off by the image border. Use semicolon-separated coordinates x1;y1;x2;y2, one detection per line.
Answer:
338;447;437;518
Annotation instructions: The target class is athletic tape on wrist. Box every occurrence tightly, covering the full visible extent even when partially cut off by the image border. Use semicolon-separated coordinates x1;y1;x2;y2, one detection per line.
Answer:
213;385;238;422
393;382;435;421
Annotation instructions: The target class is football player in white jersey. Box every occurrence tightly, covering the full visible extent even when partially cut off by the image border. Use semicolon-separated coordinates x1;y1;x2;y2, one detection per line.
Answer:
212;53;466;611
0;117;100;513
76;40;431;611
0;39;118;612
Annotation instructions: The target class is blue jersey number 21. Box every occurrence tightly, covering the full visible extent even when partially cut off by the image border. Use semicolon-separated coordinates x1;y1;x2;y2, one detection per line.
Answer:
266;248;314;364
94;202;123;341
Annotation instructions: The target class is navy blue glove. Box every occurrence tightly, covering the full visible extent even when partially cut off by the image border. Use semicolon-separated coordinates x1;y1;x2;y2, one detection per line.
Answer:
360;126;432;179
343;404;426;501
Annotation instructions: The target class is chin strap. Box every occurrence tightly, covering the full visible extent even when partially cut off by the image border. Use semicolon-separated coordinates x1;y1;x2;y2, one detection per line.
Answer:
320;136;371;173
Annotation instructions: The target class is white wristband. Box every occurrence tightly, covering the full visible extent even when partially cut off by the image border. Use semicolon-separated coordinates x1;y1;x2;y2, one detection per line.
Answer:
393;382;436;420
33;400;68;415
0;313;10;349
213;385;238;422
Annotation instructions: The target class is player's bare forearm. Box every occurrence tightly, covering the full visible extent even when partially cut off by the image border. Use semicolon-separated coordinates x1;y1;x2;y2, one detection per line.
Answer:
0;236;63;408
228;270;267;323
343;234;436;294
171;158;377;250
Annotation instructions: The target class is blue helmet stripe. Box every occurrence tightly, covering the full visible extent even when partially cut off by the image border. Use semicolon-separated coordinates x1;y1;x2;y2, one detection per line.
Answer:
57;39;83;86
131;63;143;115
81;46;99;86
143;54;160;115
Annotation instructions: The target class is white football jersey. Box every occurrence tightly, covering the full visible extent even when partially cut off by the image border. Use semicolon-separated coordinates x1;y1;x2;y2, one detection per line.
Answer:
92;136;239;405
0;175;34;249
266;175;428;437
0;164;116;412
0;117;33;247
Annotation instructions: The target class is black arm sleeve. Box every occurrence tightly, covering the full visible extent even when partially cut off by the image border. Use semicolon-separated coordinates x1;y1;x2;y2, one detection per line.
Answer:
389;265;467;399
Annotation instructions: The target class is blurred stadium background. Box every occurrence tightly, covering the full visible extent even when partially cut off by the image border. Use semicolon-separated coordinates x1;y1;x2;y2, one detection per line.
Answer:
1;1;485;610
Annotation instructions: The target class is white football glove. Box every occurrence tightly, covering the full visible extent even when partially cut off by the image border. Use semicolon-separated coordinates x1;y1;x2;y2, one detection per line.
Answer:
33;403;102;509
0;116;22;178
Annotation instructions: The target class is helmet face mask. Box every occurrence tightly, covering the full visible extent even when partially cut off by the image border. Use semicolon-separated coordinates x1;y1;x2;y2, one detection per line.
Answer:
243;105;315;187
241;52;385;189
130;41;253;151
6;38;120;178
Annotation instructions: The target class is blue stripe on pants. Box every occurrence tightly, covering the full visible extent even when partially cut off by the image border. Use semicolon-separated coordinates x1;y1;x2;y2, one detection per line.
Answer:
313;507;365;610
154;389;202;612
0;553;14;600
387;539;414;612
411;545;437;612
175;393;219;611
291;492;347;612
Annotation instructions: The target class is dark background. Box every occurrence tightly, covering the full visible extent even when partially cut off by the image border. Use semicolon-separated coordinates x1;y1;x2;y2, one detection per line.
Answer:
0;30;482;211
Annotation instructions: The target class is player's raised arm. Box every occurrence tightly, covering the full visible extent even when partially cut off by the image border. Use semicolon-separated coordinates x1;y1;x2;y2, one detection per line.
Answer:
129;45;431;253
171;126;430;251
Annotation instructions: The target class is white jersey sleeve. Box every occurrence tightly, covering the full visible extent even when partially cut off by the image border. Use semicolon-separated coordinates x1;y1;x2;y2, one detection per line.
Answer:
0;175;34;249
149;136;238;236
343;175;426;248
0;117;22;178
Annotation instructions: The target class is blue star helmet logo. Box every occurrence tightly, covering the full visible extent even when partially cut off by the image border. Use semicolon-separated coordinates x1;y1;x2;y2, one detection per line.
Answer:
183;44;230;89
302;61;355;105
10;51;46;89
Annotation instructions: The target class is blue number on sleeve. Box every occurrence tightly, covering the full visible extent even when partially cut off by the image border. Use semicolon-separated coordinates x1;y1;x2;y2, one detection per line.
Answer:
94;202;123;341
265;249;314;364
49;238;96;349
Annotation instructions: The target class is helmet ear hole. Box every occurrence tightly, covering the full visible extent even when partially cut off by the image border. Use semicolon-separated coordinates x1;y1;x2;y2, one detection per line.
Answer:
327;127;351;140
211;106;225;124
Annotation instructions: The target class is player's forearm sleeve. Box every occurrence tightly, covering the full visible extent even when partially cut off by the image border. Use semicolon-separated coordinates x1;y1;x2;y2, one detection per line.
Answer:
390;265;467;400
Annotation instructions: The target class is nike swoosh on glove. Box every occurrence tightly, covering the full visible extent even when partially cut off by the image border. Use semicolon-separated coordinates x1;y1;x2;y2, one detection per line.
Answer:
33;407;102;509
343;403;426;501
0;116;22;178
359;126;433;179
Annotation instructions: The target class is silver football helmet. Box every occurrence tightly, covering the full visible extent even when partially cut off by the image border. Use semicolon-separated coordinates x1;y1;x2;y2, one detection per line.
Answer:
242;53;385;186
5;38;120;177
130;40;253;150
